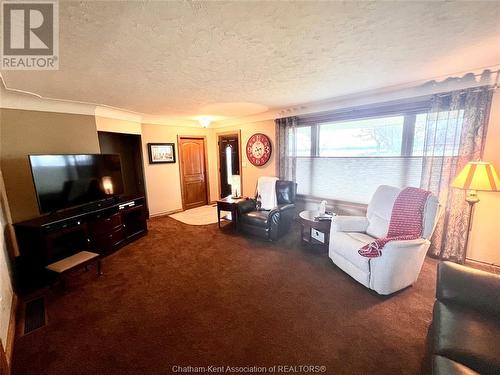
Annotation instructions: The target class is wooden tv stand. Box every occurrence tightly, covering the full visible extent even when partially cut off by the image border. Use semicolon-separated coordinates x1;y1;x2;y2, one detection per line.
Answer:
14;196;148;291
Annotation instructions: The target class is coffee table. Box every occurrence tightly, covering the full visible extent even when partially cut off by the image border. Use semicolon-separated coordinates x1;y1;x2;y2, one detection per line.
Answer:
298;210;335;249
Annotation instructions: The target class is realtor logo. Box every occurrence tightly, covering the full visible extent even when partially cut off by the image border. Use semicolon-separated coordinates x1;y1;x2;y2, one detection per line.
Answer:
1;0;59;70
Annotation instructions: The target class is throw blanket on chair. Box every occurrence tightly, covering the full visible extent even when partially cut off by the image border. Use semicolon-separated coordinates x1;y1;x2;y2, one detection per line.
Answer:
257;176;278;210
358;187;431;258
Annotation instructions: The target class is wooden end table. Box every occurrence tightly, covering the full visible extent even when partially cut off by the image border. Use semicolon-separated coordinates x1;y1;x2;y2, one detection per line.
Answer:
216;197;248;228
298;210;334;250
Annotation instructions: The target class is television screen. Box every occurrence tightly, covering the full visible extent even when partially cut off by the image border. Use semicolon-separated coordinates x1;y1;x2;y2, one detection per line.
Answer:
29;154;124;214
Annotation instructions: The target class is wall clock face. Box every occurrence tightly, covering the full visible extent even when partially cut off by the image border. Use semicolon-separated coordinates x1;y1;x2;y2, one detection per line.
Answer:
246;133;272;166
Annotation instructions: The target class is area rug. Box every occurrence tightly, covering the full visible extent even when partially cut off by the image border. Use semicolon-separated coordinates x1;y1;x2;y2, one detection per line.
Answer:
169;204;225;225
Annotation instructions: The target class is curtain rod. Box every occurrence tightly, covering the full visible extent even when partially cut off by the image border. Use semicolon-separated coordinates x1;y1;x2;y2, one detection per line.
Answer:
435;85;496;97
278;68;500;119
422;69;499;90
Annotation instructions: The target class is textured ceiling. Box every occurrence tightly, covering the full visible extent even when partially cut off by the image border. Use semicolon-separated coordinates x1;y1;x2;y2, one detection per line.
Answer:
2;1;500;121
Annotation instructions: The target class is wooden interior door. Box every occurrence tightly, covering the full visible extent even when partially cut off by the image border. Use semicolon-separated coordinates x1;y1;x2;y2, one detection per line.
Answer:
179;137;208;210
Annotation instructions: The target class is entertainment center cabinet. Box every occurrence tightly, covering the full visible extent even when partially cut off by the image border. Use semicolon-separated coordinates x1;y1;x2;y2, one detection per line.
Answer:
14;196;148;290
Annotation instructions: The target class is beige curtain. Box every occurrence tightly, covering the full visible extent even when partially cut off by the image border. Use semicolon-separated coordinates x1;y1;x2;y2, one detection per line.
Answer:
275;116;298;181
422;85;493;262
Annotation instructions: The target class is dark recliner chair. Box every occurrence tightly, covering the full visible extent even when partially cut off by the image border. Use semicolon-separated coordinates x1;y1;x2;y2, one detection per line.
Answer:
236;180;297;241
430;261;500;375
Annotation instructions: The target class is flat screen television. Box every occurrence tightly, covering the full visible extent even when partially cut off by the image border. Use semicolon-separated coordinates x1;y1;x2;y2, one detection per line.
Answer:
29;154;125;214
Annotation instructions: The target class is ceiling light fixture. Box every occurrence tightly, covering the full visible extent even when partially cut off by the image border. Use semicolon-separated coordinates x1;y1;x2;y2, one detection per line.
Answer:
198;117;211;128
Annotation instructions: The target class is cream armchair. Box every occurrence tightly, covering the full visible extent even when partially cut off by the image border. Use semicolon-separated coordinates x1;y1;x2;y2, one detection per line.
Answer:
329;185;440;295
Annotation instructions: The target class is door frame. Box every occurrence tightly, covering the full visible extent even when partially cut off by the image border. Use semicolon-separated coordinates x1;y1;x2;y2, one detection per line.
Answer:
177;135;211;211
216;130;242;198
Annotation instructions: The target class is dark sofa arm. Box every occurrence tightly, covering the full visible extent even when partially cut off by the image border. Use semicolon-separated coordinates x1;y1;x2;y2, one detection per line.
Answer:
268;203;296;220
268;203;296;241
437;261;500;316
236;199;256;215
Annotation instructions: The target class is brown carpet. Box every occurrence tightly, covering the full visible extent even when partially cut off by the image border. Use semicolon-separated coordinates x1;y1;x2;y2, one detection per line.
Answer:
13;217;438;375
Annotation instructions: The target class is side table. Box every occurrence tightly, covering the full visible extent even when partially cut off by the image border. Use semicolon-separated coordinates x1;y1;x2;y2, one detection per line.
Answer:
216;197;248;229
298;210;334;250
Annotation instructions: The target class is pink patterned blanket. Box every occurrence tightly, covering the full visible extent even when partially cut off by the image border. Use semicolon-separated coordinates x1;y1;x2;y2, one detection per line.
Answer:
358;187;431;258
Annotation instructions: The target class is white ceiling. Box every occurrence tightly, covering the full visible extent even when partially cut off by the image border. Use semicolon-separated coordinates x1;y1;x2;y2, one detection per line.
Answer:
2;1;500;123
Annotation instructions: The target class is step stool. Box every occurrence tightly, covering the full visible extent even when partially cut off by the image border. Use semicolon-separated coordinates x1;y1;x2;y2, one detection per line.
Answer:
46;251;102;288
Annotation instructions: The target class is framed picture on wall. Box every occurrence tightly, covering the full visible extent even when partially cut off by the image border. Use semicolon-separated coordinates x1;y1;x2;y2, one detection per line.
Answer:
148;143;176;164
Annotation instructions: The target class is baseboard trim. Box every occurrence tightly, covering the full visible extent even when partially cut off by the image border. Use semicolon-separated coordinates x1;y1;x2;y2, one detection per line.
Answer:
149;208;183;218
150;203;219;218
5;293;17;367
465;258;500;274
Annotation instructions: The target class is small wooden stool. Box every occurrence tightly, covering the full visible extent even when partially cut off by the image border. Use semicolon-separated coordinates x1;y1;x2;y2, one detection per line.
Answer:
46;251;102;288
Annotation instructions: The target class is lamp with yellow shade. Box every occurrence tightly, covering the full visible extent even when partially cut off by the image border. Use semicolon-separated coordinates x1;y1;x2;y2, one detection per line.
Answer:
451;161;500;263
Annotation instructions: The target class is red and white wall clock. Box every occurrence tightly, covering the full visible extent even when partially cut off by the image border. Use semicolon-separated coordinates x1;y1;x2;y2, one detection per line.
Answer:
246;133;272;166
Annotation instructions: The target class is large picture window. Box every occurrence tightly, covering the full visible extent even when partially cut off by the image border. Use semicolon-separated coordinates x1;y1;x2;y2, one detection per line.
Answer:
319;116;405;157
282;102;465;204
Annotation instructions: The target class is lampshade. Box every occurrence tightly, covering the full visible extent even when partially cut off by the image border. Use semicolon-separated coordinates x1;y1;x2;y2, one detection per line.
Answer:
452;161;500;191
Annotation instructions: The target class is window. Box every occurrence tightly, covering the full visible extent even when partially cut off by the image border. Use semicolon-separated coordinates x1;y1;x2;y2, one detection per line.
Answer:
225;145;233;184
319;116;404;157
412;113;427;156
288;126;312;156
412;110;464;157
285;104;464;204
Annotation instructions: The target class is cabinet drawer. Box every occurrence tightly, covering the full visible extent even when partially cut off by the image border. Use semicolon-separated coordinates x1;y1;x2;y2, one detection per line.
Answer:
92;227;125;253
89;213;122;235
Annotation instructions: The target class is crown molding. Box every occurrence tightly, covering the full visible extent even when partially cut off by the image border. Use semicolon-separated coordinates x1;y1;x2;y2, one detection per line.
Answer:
94;107;142;123
2;65;499;127
0;84;96;116
140;115;201;128
212;65;500;127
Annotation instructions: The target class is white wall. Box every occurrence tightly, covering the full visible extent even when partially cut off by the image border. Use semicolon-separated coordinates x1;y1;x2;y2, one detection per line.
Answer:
209;120;277;198
468;90;500;265
140;119;277;216
95;116;142;135
140;123;215;216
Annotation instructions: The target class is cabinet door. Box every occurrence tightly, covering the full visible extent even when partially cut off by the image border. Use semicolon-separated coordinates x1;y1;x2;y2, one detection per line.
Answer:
44;223;89;263
121;205;147;239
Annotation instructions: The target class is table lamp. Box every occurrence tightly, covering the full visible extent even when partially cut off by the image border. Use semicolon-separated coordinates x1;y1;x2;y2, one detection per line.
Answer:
451;161;500;263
